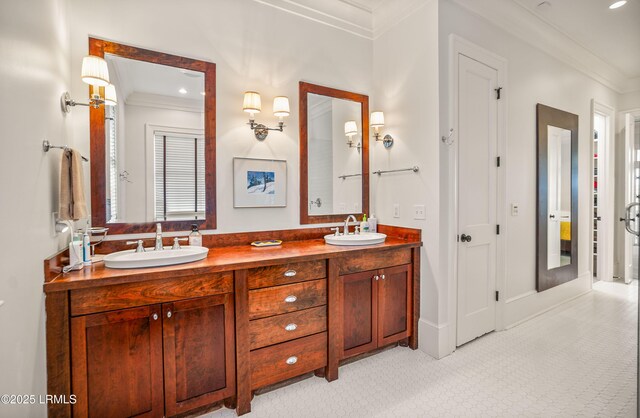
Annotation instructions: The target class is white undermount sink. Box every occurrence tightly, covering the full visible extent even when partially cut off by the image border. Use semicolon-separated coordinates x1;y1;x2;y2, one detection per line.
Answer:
103;246;209;269
324;232;387;246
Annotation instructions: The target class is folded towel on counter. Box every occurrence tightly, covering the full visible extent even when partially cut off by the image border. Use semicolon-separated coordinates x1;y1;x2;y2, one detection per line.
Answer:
59;148;88;221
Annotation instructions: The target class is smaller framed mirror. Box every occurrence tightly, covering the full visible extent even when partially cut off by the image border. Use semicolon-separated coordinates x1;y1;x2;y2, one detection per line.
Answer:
536;104;578;291
299;82;369;224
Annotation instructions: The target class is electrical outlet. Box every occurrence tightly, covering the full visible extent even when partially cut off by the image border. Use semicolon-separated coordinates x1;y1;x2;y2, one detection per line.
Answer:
393;203;400;218
414;205;426;220
511;204;519;216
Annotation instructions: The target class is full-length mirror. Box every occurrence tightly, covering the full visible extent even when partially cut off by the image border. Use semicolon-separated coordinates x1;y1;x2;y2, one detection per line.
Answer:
299;82;369;224
89;38;216;234
537;104;578;291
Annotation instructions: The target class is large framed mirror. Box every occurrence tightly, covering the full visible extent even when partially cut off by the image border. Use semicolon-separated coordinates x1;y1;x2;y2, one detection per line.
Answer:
299;82;369;224
536;104;578;291
88;38;216;234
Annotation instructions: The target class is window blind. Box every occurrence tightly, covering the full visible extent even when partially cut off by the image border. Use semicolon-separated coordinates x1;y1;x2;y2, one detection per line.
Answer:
106;105;118;222
154;133;205;221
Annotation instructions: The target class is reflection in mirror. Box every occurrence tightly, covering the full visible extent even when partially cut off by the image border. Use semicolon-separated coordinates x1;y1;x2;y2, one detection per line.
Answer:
104;54;205;223
307;93;362;215
547;125;572;269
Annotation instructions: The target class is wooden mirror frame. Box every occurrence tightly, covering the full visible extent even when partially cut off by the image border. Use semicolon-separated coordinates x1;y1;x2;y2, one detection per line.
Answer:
88;37;216;234
536;103;579;292
299;82;370;224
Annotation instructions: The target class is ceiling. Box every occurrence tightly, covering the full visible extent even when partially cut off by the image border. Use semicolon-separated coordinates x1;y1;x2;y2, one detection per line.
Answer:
253;0;640;93
514;0;640;81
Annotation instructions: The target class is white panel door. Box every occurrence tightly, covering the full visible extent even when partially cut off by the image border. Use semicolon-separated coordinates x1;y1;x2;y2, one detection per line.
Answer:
457;54;498;346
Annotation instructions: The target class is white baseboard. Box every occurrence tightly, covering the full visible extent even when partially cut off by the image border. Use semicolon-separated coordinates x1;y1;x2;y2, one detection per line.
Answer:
418;318;453;359
504;272;592;329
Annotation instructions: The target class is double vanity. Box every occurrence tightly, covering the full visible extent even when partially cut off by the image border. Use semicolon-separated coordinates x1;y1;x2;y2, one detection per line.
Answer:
43;37;422;418
44;225;421;418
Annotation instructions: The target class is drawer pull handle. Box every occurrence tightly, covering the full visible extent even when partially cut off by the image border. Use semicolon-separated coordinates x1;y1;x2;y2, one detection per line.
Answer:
167;311;172;318
152;313;158;321
284;295;297;303
284;269;297;277
285;323;298;331
286;356;298;365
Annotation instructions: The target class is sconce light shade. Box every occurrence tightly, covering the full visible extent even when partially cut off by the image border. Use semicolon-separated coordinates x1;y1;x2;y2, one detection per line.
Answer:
81;55;110;87
243;91;262;114
370;111;385;128
344;120;358;137
104;84;118;106
273;96;290;117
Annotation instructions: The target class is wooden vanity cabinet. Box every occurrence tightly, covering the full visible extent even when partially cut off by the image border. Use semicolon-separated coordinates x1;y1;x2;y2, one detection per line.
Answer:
340;264;412;359
70;293;235;418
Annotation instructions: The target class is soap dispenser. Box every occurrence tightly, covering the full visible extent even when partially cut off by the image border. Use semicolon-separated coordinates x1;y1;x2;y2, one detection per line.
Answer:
189;224;203;247
360;214;370;234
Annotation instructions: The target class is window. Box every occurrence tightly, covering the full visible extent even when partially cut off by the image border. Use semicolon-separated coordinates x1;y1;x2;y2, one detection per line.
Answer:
154;132;205;221
106;105;118;222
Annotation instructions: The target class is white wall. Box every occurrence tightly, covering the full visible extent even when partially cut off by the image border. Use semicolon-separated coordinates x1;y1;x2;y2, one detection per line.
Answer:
372;0;441;356
68;0;373;234
0;0;72;416
439;0;619;351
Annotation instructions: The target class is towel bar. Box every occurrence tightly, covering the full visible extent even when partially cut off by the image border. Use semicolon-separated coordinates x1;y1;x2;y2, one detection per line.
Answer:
43;140;89;162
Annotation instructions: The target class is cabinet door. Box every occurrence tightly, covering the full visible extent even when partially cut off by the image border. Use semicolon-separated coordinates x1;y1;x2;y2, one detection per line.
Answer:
340;270;378;359
378;264;412;346
71;305;164;418
162;294;235;417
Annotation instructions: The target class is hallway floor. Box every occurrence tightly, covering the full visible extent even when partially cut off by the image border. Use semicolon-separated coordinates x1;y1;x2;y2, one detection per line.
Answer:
207;281;637;417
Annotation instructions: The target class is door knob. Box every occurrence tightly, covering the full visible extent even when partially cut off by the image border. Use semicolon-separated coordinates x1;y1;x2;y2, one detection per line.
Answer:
461;234;472;242
549;214;556;219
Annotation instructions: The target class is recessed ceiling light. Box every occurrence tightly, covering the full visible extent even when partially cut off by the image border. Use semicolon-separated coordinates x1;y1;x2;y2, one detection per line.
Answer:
179;88;187;94
609;0;627;9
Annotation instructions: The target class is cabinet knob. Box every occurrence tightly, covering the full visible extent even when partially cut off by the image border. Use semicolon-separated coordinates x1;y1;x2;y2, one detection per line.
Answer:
374;275;379;281
284;295;297;303
167;311;172;318
286;356;298;365
285;323;298;331
381;274;386;280
284;269;297;277
152;313;158;321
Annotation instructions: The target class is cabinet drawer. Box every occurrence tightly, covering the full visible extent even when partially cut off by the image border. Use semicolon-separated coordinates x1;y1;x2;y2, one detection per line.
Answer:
248;260;326;289
70;272;233;316
250;332;327;389
337;248;412;275
248;279;326;320
249;306;327;350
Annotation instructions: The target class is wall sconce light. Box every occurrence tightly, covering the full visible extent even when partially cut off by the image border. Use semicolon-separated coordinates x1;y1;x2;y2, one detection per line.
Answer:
344;120;361;151
243;91;289;140
61;55;118;113
370;111;394;148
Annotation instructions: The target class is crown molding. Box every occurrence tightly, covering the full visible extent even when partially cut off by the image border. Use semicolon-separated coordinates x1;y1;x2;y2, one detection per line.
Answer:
449;0;639;94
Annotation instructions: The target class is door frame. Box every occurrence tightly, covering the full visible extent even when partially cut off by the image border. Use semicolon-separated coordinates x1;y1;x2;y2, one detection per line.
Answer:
446;35;507;353
622;108;640;283
590;100;616;282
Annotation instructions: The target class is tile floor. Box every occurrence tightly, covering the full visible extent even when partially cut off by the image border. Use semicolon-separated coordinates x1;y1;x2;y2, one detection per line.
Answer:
207;281;637;417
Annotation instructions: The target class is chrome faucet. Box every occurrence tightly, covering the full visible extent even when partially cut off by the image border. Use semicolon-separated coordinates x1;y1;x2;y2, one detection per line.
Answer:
154;223;164;251
343;215;358;235
126;240;146;253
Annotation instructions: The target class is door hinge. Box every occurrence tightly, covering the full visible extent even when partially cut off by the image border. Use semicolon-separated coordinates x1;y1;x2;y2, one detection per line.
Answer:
497;156;501;167
495;87;502;100
495;291;499;302
496;224;500;235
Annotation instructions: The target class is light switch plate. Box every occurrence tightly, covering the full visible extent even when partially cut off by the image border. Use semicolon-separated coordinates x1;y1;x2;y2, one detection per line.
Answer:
511;204;519;216
393;203;400;218
414;205;426;220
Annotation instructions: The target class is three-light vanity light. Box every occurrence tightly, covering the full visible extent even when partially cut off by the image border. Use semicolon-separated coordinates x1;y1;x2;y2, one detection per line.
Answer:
61;55;118;113
243;92;290;140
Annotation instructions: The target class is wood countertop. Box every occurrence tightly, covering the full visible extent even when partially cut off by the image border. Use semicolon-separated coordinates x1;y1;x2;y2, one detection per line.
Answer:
44;235;421;293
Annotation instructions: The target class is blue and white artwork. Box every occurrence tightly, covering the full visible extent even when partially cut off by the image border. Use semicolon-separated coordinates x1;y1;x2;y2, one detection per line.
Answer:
247;171;275;195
